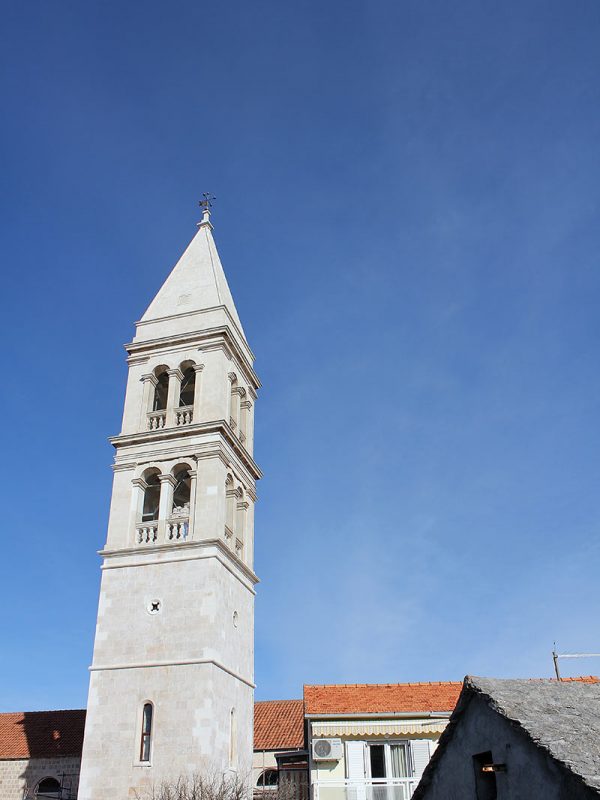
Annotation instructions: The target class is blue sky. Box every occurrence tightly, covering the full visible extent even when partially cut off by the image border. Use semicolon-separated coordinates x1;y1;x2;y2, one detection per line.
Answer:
1;0;600;710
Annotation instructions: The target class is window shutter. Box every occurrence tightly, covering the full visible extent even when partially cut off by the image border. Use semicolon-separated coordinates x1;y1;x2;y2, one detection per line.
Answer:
345;741;366;779
410;739;431;778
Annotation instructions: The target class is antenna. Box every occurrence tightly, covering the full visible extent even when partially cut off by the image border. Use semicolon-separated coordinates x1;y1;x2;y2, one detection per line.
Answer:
551;645;600;680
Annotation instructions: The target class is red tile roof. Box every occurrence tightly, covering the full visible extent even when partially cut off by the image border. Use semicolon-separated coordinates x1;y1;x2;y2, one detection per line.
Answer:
254;700;305;750
3;679;596;758
304;682;462;715
0;710;86;759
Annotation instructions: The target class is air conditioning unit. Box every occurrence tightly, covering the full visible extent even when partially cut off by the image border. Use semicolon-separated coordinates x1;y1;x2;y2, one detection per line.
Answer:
312;738;343;761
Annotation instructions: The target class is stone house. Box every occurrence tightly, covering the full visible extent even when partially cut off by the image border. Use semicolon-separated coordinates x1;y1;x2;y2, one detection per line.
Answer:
253;699;306;794
0;709;85;799
304;682;461;800
0;701;305;800
412;676;600;800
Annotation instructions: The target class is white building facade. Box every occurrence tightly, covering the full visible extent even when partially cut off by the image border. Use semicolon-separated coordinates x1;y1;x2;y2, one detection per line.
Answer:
305;683;460;800
78;207;260;799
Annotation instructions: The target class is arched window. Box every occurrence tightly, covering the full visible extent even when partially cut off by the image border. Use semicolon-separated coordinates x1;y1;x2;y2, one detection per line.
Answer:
36;778;61;798
142;472;161;522
229;374;240;431
225;475;235;540
172;468;191;516
257;770;279;788
140;703;153;762
153;371;169;411
178;366;196;407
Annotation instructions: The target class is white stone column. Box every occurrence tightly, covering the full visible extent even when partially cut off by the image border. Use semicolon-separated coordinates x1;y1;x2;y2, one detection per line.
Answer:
228;373;239;431
140;374;158;430
130;477;147;544
158;474;176;542
188;466;198;540
166;368;183;427
192;364;204;424
197;347;230;423
240;399;252;448
235;496;248;561
225;478;236;547
244;493;255;569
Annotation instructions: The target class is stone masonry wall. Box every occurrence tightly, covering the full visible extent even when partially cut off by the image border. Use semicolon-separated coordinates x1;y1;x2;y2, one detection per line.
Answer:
0;756;81;799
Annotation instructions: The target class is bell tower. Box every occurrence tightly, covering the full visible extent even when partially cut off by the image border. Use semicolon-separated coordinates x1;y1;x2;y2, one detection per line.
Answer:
78;205;260;799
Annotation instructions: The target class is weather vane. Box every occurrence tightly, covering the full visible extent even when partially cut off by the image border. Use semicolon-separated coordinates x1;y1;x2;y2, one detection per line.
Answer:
199;192;216;211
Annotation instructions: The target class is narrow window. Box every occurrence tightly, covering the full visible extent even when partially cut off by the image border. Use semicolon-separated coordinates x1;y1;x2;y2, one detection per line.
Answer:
153;371;169;411
229;707;237;768
142;473;161;522
178;367;196;407
140;703;153;762
225;476;235;540
389;743;409;778
229;376;240;430
473;751;497;800
369;744;386;778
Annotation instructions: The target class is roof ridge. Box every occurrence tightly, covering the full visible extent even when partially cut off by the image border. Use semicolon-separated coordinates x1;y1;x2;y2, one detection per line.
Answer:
304;681;462;689
0;708;86;716
255;699;303;704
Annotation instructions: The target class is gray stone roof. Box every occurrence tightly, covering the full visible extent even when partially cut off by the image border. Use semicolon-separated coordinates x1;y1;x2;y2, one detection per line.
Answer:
467;677;600;790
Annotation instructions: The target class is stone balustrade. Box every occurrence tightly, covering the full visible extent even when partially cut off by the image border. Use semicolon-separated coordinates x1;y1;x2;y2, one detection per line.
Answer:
136;523;158;544
147;410;166;430
135;519;190;546
167;518;189;542
176;406;193;426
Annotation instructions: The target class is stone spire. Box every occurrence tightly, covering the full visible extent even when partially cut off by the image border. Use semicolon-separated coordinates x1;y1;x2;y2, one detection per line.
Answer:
138;202;245;342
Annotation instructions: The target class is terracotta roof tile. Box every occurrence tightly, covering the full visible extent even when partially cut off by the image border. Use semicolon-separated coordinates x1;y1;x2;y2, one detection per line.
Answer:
5;680;595;758
0;710;86;759
304;682;462;715
254;700;305;750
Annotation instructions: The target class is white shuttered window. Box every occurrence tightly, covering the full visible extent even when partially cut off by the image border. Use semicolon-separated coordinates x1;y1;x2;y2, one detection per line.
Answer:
410;740;431;778
344;740;433;780
345;741;367;778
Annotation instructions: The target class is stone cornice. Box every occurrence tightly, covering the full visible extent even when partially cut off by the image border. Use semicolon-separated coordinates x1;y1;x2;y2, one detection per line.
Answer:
99;537;259;587
127;354;150;366
109;420;262;480
88;657;255;689
133;305;254;359
125;323;260;389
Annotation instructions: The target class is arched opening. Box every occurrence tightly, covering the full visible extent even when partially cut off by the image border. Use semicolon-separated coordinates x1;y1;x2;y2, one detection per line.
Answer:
36;778;61;798
172;468;191;516
225;474;235;540
257;770;279;788
178;365;196;407
229;374;240;430
140;702;153;762
153;370;169;411
142;471;161;522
